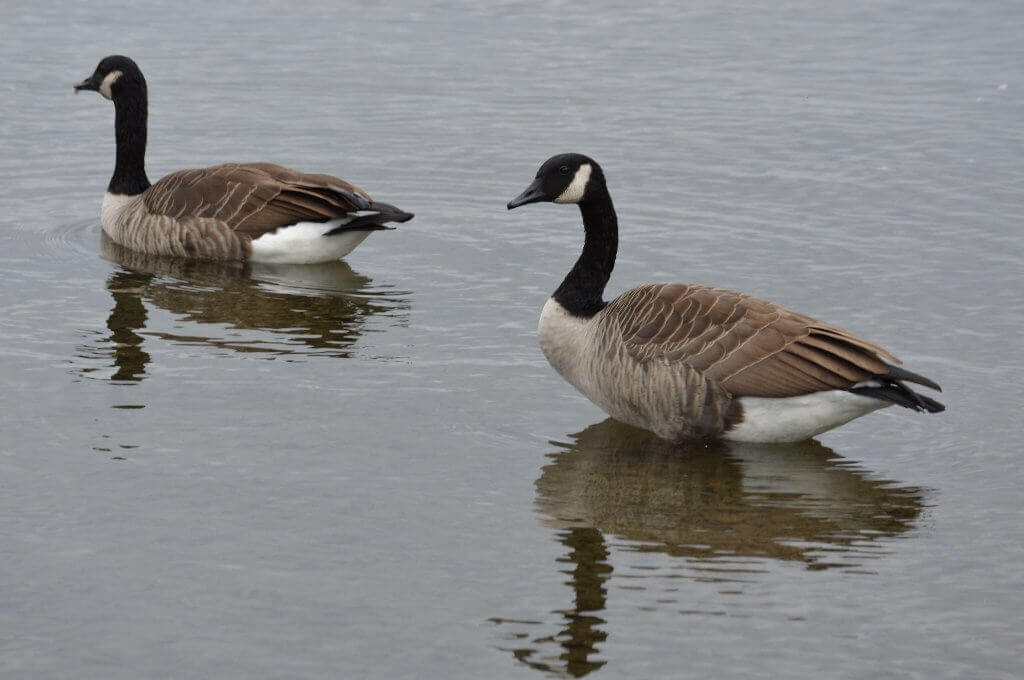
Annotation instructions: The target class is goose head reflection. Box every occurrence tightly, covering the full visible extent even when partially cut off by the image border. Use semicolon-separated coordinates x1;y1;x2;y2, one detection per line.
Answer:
494;419;924;677
77;234;409;382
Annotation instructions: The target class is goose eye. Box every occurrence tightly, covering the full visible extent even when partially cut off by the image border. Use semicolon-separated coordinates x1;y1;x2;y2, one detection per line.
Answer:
559;165;570;175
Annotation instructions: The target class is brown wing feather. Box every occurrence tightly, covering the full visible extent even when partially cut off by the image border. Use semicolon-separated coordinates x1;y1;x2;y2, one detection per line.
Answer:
142;163;372;237
611;283;902;399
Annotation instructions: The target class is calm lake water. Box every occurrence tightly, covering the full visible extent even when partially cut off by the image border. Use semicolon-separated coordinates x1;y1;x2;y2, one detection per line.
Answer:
2;1;1022;678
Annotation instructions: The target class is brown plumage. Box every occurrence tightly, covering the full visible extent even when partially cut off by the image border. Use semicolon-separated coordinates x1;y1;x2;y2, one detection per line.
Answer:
612;283;903;398
103;162;403;260
144;163;374;236
544;282;943;442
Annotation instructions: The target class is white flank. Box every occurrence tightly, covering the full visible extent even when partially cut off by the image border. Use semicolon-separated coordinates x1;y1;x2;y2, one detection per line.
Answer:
99;70;123;100
725;392;891;443
250;219;373;264
554;163;592;204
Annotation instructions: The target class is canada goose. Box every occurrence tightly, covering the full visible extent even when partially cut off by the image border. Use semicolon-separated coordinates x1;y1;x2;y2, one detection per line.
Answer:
74;55;412;263
507;153;944;443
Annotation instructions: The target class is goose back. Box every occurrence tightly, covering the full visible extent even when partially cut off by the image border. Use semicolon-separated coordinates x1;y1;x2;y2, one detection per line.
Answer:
610;283;900;398
104;163;376;260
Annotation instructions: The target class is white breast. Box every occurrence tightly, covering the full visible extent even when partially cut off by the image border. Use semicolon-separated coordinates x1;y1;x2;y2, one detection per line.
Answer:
538;297;592;388
101;192;139;236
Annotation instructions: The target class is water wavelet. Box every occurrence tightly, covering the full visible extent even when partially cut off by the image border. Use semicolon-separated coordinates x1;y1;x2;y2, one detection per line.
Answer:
490;526;611;678
39;218;103;263
493;419;924;676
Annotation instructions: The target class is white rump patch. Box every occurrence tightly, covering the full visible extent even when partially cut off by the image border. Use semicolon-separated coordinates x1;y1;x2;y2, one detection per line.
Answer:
250;219;374;264
725;391;891;443
99;70;123;100
554;163;592;204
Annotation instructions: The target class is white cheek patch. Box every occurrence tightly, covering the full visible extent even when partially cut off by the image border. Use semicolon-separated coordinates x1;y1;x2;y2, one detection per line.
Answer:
554;163;592;204
99;70;123;100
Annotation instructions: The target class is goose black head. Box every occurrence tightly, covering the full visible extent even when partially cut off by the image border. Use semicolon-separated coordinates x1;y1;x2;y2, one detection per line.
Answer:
507;153;604;209
74;55;146;101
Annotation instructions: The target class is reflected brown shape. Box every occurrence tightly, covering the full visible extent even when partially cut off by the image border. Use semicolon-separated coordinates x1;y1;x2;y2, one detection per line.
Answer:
494;527;610;678
495;419;924;677
537;420;923;563
74;234;408;382
105;269;152;381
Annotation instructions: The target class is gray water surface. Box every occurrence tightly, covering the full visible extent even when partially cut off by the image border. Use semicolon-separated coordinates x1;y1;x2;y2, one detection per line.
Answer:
2;1;1023;678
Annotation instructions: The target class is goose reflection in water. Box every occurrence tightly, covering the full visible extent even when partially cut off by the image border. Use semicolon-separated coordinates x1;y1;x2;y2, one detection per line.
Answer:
74;234;409;382
494;419;924;677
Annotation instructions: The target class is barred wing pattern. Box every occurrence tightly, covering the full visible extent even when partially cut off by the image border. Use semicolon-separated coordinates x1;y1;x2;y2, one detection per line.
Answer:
610;283;901;399
143;163;373;235
107;163;375;260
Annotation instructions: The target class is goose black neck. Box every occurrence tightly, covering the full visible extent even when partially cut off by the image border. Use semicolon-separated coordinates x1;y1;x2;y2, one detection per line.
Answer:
553;188;618;318
108;86;150;195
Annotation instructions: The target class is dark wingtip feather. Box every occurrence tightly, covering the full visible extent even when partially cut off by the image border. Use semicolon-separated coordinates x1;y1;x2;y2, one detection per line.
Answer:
917;394;946;413
346;191;372;211
322;201;414;236
367;201;414;223
885;364;942;392
850;379;945;414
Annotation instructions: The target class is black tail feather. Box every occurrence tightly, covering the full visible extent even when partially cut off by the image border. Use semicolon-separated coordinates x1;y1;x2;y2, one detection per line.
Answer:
886;364;942;392
849;379;945;413
324;201;414;236
848;362;944;412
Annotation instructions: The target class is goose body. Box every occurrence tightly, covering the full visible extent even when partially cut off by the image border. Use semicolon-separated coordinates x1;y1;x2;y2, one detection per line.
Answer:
77;56;412;263
509;154;944;443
